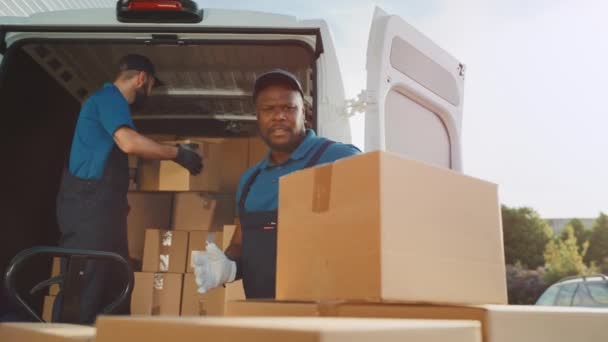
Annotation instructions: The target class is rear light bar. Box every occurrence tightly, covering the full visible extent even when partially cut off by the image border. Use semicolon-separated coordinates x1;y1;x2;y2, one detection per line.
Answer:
128;1;183;11
117;0;203;23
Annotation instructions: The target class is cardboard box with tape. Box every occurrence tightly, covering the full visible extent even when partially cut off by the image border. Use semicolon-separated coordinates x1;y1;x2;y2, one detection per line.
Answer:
181;273;226;316
95;316;480;342
226;301;608;342
131;272;183;316
185;230;216;273
172;193;236;232
127;193;174;261
277;151;507;305
137;138;248;192
183;224;246;315
142;229;188;273
248;136;268;167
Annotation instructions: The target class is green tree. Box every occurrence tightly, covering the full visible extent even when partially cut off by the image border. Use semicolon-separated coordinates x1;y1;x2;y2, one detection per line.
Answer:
560;218;591;255
585;213;608;273
544;225;592;283
502;205;553;268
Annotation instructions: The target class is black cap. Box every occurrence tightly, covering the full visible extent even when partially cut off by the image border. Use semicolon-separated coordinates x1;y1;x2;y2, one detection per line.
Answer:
253;69;304;101
118;54;163;88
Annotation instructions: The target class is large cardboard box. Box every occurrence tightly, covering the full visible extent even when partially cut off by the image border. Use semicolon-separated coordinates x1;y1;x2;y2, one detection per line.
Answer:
137;138;248;192
0;323;95;342
226;300;322;317
137;139;217;191
277;151;507;304
42;295;56;322
172;193;237;232
226;301;608;342
142;229;188;273
248;136;268;167
95;316;480;342
173;193;216;231
131;272;183;316
127;192;174;261
173;193;237;232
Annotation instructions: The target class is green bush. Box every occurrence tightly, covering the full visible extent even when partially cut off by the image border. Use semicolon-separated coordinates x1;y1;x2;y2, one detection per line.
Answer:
544;225;596;284
502;205;553;268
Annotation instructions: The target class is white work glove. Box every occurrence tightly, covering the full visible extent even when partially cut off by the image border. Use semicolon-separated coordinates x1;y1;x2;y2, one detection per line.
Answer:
191;242;236;294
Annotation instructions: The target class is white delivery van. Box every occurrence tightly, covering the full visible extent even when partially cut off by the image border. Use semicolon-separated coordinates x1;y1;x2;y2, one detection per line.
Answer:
0;0;464;314
0;1;465;169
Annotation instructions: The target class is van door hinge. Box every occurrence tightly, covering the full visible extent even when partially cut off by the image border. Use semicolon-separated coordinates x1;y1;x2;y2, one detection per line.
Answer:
458;63;466;79
344;90;370;117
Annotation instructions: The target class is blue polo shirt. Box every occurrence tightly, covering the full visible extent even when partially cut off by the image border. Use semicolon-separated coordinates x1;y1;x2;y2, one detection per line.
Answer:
68;83;135;179
236;129;361;213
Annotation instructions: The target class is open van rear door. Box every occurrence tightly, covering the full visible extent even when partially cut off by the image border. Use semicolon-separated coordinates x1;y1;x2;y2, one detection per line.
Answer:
365;7;465;171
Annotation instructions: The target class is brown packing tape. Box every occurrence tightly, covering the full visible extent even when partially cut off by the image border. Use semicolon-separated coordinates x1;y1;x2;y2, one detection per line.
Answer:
151;273;164;315
198;193;213;210
159;231;172;272
312;164;332;213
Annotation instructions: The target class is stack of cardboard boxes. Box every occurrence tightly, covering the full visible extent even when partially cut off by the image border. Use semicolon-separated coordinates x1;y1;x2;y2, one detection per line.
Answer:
18;149;608;341
128;137;266;317
41;136;267;321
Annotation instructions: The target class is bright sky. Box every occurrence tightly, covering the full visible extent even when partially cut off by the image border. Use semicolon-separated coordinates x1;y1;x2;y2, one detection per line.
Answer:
194;0;608;219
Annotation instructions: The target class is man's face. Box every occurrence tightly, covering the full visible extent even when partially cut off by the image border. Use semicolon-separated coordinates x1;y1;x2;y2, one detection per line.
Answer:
130;72;154;108
256;84;305;153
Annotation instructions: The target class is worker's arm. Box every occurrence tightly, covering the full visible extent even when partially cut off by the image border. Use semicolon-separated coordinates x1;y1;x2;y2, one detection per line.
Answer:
113;126;177;160
225;223;242;259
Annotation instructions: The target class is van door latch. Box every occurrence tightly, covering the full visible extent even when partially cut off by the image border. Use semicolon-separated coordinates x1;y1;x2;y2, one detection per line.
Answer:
148;34;183;45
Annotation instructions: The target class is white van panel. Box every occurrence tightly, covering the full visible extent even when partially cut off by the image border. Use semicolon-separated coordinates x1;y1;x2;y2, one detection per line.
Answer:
365;7;464;171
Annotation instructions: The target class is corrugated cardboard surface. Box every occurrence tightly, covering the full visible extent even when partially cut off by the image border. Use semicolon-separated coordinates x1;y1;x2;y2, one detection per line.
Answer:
277;151;507;305
137;139;219;191
212;138;249;192
95;316;480;342
181;273;226;316
42;295;56;322
137;138;248;192
226;300;323;317
482;305;608;342
248;136;268;168
127;193;174;261
0;323;95;342
186;231;208;273
131;272;183;316
224;301;608;342
142;229;188;273
173;193;217;231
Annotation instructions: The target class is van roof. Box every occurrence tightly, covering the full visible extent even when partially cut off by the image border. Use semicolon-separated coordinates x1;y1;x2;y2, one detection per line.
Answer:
0;2;316;29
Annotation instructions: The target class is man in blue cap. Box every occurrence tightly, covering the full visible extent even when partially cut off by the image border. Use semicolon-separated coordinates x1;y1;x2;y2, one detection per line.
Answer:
55;54;202;323
193;69;360;299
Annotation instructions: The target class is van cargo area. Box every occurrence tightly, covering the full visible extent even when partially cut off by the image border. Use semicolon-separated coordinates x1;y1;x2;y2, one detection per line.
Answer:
0;37;318;316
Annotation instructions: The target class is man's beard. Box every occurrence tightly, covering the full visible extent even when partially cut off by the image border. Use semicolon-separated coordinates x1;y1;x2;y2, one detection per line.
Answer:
130;88;148;112
260;128;306;153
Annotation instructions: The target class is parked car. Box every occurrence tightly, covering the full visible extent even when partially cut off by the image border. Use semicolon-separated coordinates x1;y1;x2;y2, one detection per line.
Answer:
536;275;608;307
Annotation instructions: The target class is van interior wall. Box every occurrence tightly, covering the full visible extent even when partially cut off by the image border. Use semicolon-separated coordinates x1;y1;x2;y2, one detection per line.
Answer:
0;46;80;319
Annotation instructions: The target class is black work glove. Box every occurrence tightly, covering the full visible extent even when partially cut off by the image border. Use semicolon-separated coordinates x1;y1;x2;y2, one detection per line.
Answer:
174;143;203;175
